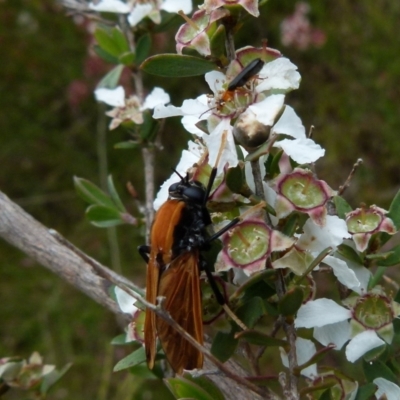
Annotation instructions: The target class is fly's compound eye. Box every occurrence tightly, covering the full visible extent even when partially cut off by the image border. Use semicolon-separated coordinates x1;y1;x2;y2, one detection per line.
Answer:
181;185;205;204
169;182;181;195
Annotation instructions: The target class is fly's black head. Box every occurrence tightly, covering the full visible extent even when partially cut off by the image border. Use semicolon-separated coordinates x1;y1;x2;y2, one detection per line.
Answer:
169;174;206;205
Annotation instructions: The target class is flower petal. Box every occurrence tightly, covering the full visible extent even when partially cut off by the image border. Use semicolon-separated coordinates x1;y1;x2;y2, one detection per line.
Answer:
153;104;184;118
128;4;153;26
142;87;170;110
203;120;238;173
297;215;352;253
345;330;385;363
281;337;317;378
295;298;352;328
273;137;325;164
374;378;400;400
114;286;137;314
257;58;301;92
94;86;125;107
162;0;192;14
323;255;360;290
313;320;351;350
247;94;285;126
89;0;131;13
205;70;226;94
272;105;305;139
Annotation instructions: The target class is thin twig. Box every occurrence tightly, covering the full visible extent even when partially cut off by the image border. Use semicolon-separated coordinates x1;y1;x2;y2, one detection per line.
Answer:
274;269;299;400
338;158;363;196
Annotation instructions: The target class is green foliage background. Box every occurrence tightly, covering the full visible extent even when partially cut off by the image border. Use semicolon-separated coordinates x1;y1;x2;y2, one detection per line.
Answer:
0;0;399;398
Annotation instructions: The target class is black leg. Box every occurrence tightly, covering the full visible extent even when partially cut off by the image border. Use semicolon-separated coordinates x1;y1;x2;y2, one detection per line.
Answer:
138;245;150;263
202;263;226;306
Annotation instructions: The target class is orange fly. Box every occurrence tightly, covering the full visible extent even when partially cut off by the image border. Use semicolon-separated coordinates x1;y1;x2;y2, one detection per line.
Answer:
217;58;264;110
138;168;239;374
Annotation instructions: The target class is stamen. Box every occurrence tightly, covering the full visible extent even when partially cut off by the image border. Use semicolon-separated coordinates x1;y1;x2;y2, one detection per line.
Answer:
178;10;200;31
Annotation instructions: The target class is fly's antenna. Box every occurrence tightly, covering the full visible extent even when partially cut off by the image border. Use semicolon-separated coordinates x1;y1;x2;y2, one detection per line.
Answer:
172;168;185;181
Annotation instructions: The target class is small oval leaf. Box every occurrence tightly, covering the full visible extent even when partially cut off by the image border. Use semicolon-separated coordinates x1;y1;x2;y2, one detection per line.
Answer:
141;54;216;77
165;376;215;400
388;189;400;229
97;65;124;89
136;34;152;65
74;177;115;208
107;175;126;212
211;327;238;362
113;347;146;371
86;205;123;227
277;286;304;316
334;195;353;219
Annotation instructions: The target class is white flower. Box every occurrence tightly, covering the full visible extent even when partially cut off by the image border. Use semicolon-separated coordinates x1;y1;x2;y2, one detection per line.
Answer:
89;0;131;13
128;0;192;26
95;86;170;129
295;298;387;363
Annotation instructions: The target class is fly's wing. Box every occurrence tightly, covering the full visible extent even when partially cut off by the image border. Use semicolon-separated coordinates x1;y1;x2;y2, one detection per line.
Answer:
156;250;204;374
144;199;186;369
144;252;159;370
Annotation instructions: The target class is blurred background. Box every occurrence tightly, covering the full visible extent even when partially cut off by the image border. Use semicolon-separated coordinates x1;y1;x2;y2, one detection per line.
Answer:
1;0;399;398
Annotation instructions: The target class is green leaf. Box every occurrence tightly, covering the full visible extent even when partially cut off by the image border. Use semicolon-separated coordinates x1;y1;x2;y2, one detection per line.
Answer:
267;149;283;176
225;164;244;194
211;326;238;362
354;383;377;400
111;27;130;54
371;245;400;267
336;244;363;264
277;286;304;316
231;269;276;301
93;44;119;64
387;189;400;229
119;51;135;66
94;26;129;58
113;347;147;371
363;359;398;384
96;64;124;89
40;363;72;394
86;205;124;227
182;374;225;400
114;140;141;149
165;376;217;400
333;196;352;219
74;177;115;208
281;213;300;237
136;34;152;65
110;334;128;345
141;54;216;77
235;330;288;348
107;175;126;212
236;296;266;328
209;24;226;59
